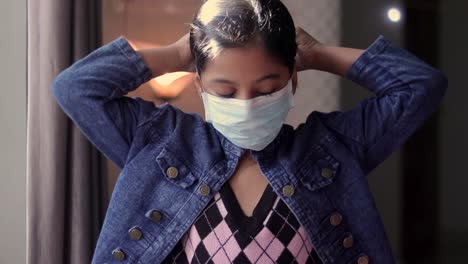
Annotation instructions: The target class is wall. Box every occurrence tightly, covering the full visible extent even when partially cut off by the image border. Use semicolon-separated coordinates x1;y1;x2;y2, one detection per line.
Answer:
439;0;468;260
0;0;27;263
282;0;342;127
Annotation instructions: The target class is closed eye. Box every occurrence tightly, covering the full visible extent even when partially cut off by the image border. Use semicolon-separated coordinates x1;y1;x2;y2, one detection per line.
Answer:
218;92;235;98
258;87;281;97
259;91;273;96
216;89;277;98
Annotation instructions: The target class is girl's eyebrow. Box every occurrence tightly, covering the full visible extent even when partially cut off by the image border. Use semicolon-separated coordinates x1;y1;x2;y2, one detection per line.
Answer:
209;73;281;86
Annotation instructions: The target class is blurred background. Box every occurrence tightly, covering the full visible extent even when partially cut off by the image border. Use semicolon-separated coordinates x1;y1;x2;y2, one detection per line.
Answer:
1;0;466;263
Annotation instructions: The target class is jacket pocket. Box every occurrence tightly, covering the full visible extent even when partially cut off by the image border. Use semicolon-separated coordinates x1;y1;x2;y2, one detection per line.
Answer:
155;147;198;189
297;147;341;192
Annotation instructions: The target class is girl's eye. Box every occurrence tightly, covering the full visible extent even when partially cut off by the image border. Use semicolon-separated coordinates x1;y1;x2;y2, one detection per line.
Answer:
259;88;279;96
260;91;273;96
218;92;235;98
215;88;277;98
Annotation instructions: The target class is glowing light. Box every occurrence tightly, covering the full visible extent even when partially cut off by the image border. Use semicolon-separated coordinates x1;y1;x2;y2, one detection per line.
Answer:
387;8;401;23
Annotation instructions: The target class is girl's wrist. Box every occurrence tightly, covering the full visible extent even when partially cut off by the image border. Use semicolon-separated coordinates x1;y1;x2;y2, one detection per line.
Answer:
302;44;325;71
137;45;181;78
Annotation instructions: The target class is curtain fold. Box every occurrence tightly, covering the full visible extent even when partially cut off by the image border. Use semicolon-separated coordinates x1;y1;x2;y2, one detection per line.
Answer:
27;1;107;263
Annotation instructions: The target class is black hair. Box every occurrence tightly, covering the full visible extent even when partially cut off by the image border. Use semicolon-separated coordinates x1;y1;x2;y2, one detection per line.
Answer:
189;0;297;76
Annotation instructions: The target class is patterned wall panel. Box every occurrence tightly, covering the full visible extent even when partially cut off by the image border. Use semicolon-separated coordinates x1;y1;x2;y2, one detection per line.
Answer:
282;0;342;127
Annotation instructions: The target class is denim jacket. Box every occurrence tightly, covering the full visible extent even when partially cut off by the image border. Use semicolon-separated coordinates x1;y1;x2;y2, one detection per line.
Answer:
51;35;448;264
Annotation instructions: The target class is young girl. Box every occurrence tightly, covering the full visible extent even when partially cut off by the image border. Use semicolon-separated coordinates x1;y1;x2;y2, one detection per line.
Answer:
52;0;447;263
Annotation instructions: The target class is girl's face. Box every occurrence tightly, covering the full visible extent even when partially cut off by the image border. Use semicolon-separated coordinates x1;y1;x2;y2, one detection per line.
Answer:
194;42;298;100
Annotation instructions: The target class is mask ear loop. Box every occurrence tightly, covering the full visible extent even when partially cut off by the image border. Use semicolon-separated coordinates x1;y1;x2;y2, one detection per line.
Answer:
197;76;206;99
200;85;208;99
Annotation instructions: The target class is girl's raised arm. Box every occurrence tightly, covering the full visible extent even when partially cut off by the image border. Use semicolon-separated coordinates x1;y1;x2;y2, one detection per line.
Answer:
51;36;186;169
299;33;448;175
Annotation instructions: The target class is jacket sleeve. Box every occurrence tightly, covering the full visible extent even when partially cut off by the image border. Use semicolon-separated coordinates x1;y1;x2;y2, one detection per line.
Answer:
314;35;448;175
51;36;162;169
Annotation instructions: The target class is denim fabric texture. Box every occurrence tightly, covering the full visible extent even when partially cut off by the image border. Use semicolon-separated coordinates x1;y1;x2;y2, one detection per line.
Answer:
51;34;448;264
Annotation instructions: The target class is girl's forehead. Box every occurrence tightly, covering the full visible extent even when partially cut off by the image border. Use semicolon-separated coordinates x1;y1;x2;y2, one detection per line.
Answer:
201;45;290;82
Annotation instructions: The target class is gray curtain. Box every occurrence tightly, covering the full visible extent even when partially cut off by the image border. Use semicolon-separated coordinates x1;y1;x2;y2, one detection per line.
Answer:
27;1;107;263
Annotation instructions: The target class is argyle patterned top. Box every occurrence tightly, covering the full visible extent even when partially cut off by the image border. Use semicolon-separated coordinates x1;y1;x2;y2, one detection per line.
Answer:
162;182;323;264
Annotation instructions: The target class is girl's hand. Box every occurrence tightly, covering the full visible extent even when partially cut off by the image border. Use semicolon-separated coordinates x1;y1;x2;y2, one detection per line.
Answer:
137;33;195;78
170;33;195;72
295;26;323;71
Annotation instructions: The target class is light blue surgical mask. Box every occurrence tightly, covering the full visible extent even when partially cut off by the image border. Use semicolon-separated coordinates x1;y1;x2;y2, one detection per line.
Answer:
201;79;294;151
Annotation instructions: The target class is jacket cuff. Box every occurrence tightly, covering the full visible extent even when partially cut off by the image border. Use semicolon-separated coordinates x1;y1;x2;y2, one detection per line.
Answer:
345;35;390;84
113;36;154;92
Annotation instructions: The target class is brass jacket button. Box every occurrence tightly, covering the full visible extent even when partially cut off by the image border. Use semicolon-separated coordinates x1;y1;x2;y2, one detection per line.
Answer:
282;185;295;197
112;248;126;261
321;167;334;178
149;210;162;223
357;255;370;264
129;227;143;240
166;166;179;179
329;212;343;226
343;234;354;248
198;184;210;196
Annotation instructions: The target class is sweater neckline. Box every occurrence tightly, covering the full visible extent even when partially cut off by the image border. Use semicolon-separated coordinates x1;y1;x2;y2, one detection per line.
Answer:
219;181;277;237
